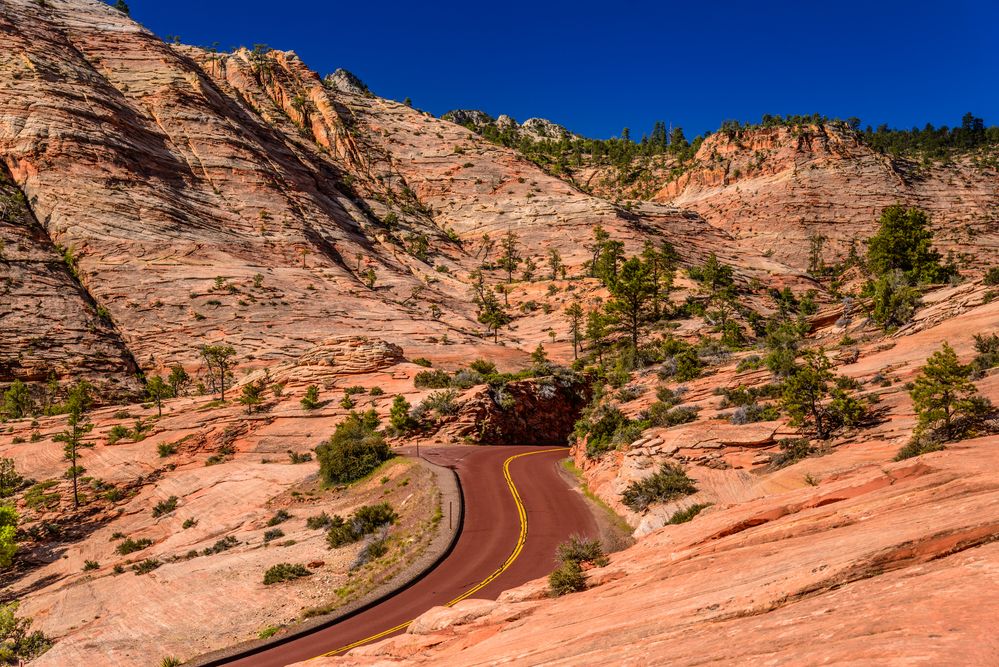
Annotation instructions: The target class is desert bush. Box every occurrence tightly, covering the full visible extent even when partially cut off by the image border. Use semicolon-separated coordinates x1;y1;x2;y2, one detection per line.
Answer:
646;404;699;428
768;438;815;468
151;496;178;518
157;442;177;457
621;463;697;512
300;385;321;410
306;512;332;530
263;528;284;543
263;562;311;585
413;369;451;389
267;509;291;526
202;535;239;555
730;402;779;424
971;333;999;376
418;389;461;418
736;354;763;372
667;503;711;524
82;560;99;571
548;560;586;596
351;536;389;569
555;536;608;566
116;537;153;555
984;266;999;286
132;558;162;575
326;503;397;548
288;451;312;464
315;411;392;485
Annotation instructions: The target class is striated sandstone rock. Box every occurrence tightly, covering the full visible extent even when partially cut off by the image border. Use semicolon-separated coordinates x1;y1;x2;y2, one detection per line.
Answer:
295;336;405;374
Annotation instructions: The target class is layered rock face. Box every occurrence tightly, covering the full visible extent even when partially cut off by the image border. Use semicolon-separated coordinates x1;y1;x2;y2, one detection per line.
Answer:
0;0;732;395
0;166;140;398
580;124;999;270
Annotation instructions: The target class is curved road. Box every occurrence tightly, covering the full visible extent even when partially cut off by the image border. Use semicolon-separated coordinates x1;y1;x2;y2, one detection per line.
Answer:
219;445;598;666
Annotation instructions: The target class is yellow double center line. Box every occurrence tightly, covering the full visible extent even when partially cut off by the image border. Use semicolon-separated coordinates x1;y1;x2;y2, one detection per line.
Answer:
316;447;566;658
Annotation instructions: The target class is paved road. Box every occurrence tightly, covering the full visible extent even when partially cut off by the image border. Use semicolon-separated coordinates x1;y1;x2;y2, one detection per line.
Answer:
220;445;598;666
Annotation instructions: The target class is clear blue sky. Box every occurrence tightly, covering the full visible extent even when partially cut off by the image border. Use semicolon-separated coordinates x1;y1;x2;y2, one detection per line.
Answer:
119;0;998;139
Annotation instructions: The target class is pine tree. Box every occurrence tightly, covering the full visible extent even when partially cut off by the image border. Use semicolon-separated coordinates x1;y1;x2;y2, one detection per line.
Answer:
564;301;584;359
606;257;653;349
145;375;171;418
53;382;93;509
780;350;866;440
389;395;414;432
2;380;32;419
547;248;563;280
167;364;191;397
301;385;321;410
239;380;264;414
866;205;952;284
531;343;548;366
199;344;236;401
911;343;991;441
498;229;521;283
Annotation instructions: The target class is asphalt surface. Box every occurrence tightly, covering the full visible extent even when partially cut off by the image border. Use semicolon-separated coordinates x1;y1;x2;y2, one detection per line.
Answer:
223;445;598;666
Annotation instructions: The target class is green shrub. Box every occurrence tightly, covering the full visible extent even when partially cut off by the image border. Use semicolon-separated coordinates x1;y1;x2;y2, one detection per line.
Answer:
667;503;711;524
202;535;239;555
107;424;130;445
555;536;608;566
288;451;312;464
368;386;385;396
469;359;497;375
412;357;433;368
82;560;99;571
300;385;321;410
151;496;178;518
132;558;162;575
182;518;197;529
646;404;699;428
315;411;392;485
418;390;461;418
768;438;815;468
971;333;999;375
263;562;311;585
621;463;697;512
984;266;999;286
413;369;451;388
116;537;153;555
0;602;52;662
157;442;177;457
267;509;291;526
327;503;397;548
730;402;779;424
306;512;332;530
263;528;284;543
548;560;586;596
894;436;945;461
343;386;366;396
